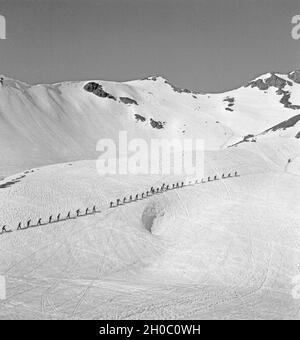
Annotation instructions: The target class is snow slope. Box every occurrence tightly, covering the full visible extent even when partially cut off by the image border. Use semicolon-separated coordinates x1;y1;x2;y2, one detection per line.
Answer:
0;139;299;319
0;71;300;177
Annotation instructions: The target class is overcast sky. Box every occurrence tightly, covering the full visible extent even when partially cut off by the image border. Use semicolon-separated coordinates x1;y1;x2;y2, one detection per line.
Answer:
0;0;299;92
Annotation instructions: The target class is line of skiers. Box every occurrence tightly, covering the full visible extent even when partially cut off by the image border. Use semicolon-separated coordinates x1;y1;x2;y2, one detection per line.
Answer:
1;171;239;234
6;205;98;232
109;171;238;208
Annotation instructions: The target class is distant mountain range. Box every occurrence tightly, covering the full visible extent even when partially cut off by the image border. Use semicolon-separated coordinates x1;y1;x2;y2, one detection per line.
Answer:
0;70;299;176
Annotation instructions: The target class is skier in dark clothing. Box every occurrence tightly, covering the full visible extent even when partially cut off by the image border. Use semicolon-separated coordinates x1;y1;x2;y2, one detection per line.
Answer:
214;175;217;180
129;195;133;201
57;214;61;221
123;197;126;203
17;222;22;230
92;206;96;213
110;202;113;208
37;218;42;226
234;171;238;177
49;215;53;223
135;194;139;200
27;220;31;228
117;199;121;206
208;176;211;181
67;211;71;219
2;225;7;233
0;77;3;86
222;173;225;178
85;208;89;215
76;209;80;217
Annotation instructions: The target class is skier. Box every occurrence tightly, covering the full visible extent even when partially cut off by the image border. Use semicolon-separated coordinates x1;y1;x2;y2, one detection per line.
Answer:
141;193;145;198
117;199;120;206
110;201;113;208
135;194;139;200
228;173;231;177
76;209;80;217
214;175;217;180
2;225;7;233
67;211;71;219
92;206;96;213
85;208;89;215
37;218;42;226
146;191;149;196
176;182;179;187
222;173;225;179
0;77;3;86
166;185;169;190
57;213;61;221
181;182;184;187
208;176;211;181
234;171;238;177
17;222;22;230
49;215;53;223
123;197;126;203
129;195;133;201
27;219;31;228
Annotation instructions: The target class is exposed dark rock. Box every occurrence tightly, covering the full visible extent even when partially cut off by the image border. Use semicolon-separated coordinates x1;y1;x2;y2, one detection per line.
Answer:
84;82;116;100
119;97;138;105
163;79;199;95
225;107;233;112
246;73;300;110
243;134;254;140
279;91;300;110
223;96;235;103
134;114;146;122
288;70;300;84
150;118;165;129
264;114;300;133
246;73;292;91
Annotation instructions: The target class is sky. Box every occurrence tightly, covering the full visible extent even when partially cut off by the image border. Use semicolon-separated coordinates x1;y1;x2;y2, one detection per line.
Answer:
0;0;299;92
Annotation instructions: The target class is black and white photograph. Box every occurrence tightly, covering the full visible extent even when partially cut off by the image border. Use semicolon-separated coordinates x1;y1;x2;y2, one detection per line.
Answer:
0;0;300;322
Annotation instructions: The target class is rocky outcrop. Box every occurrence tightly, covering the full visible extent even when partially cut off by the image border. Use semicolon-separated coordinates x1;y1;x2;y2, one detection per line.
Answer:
84;82;116;100
246;73;299;110
288;70;300;84
246;73;292;91
120;97;138;105
278;90;300;110
150;118;165;129
134;114;146;122
264;114;300;132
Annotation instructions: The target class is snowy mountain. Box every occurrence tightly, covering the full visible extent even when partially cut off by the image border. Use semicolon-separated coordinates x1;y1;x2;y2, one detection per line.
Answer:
0;71;300;320
0;71;299;176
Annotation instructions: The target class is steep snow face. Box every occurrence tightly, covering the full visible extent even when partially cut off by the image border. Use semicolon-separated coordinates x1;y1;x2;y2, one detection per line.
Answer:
229;114;300;147
0;71;299;176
